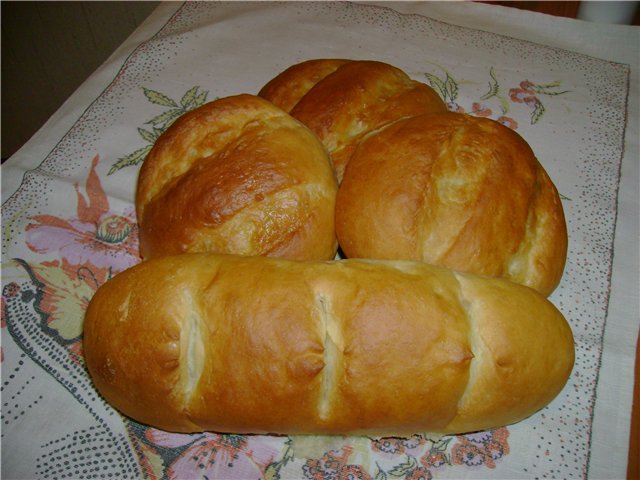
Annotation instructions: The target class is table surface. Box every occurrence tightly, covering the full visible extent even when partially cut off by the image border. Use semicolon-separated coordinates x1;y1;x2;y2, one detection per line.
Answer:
2;2;638;479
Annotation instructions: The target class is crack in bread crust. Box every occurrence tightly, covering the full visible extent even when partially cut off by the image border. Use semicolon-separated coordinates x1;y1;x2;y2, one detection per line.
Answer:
447;271;478;430
315;292;342;422
183;292;206;410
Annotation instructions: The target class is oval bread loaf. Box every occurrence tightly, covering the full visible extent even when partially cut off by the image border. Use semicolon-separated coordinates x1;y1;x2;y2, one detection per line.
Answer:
136;94;338;261
336;112;568;296
259;59;448;181
84;253;574;436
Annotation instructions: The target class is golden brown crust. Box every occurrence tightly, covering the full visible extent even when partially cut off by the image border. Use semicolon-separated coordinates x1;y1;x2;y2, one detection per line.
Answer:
258;59;352;113
84;253;574;436
335;112;568;296
445;271;574;432
135;94;338;261
259;60;447;181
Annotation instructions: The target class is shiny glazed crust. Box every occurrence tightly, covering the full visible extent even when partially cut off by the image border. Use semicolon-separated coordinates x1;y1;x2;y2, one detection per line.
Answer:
135;94;338;260
335;112;568;296
259;60;448;181
258;59;352;113
83;253;574;436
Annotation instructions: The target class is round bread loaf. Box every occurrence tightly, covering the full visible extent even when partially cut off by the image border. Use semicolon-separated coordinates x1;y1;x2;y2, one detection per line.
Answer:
258;58;351;113
259;59;448;181
136;94;338;261
336;112;568;296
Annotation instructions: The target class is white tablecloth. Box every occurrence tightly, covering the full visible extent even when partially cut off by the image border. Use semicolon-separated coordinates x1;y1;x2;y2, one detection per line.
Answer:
2;2;638;479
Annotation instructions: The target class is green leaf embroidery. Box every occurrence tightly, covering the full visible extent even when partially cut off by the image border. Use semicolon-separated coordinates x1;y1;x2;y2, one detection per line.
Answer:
152;126;164;138
195;90;209;106
480;67;500;101
424;73;448;102
538;88;571;96
109;86;210;174
108;144;152;175
535;80;562;89
531;99;546;124
531;80;570;96
480;67;510;114
180;85;200;109
282;438;295;462
263;438;294;480
137;127;159;144
498;96;510;114
263;462;282;480
143;87;178;107
424;66;461;104
444;73;458;103
431;437;452;452
514;78;569;124
374;463;388;480
145;108;185;127
388;455;418;477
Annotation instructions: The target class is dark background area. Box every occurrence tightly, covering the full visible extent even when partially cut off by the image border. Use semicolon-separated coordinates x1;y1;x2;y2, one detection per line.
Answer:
1;1;159;161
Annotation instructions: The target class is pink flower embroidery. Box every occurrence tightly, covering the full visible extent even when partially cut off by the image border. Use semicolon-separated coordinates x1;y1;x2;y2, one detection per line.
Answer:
451;428;510;469
509;87;537;106
406;466;433;480
372;438;405;455
145;429;279;480
519;80;536;93
452;441;485;467
447;101;465;113
471;102;492;117
464;431;493;443
421;449;448;469
497;116;519;130
25;154;139;273
303;447;371;480
372;435;426;456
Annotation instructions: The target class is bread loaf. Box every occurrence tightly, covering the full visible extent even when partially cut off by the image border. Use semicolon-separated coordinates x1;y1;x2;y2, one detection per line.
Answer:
83;253;574;436
258;59;351;113
259;59;448;181
135;94;338;261
336;112;568;296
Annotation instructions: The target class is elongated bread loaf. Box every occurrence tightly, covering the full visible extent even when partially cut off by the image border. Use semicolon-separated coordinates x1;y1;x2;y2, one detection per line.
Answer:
336;112;568;296
259;59;447;181
136;94;338;261
83;253;574;436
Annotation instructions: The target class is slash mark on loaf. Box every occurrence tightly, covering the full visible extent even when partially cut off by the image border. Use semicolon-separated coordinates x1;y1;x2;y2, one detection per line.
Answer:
184;293;205;406
450;272;479;420
315;292;341;421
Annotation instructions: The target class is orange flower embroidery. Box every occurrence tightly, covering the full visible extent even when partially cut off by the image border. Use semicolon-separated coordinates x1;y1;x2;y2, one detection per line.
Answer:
26;154;139;273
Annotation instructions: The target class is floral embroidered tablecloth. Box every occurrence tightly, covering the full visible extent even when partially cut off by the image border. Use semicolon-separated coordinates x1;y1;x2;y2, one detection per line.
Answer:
2;2;638;479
